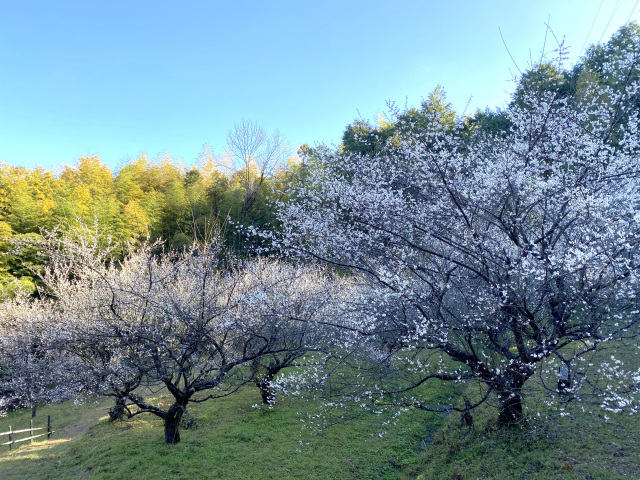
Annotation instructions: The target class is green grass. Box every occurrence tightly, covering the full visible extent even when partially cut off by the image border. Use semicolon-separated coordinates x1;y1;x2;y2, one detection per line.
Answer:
0;385;453;480
0;394;113;443
410;396;640;480
1;342;637;480
410;339;640;480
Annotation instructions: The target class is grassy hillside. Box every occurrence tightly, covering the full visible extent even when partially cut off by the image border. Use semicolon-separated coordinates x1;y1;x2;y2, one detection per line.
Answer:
1;366;637;479
409;342;640;479
0;385;452;480
411;398;639;479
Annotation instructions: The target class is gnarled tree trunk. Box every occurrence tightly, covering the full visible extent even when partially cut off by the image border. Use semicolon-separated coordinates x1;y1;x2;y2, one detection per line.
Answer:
497;389;524;426
256;371;276;405
108;395;128;421
164;403;186;444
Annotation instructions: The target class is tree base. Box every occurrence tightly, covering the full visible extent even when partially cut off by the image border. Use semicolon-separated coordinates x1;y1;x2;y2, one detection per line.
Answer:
164;417;181;444
497;393;524;427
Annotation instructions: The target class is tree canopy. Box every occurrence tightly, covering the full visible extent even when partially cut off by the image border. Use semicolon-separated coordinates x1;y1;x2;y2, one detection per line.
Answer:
276;22;640;426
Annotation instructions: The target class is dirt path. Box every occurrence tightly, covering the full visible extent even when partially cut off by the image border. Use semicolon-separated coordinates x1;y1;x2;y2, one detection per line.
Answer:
57;404;109;440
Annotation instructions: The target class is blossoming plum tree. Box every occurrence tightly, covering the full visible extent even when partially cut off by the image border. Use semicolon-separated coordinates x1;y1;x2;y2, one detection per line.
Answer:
40;232;347;443
0;293;83;417
277;41;640;425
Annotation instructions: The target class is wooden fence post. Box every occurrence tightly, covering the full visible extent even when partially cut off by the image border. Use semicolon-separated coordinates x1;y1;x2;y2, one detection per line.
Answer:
2;417;54;449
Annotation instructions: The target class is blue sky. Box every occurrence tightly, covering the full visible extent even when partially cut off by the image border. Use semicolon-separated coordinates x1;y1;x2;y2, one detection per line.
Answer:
1;0;639;170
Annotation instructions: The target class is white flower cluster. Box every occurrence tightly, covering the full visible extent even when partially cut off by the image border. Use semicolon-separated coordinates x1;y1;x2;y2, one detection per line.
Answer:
275;34;640;421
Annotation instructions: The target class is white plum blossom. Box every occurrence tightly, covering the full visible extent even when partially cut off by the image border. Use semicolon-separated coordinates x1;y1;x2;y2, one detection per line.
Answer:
276;41;640;425
38;231;353;443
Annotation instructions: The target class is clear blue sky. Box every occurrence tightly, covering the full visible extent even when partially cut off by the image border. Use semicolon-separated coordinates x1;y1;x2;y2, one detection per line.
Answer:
1;0;639;170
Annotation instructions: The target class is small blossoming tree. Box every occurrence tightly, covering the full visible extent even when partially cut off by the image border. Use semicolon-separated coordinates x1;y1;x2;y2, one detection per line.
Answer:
0;293;84;417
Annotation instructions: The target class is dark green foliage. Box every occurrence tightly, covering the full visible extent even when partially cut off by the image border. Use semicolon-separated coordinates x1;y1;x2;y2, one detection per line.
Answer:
510;62;571;108
465;108;512;137
339;86;459;157
342;119;395;155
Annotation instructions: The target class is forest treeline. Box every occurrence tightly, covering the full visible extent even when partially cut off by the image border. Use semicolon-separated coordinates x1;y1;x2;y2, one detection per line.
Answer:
0;125;305;296
1;22;638;298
